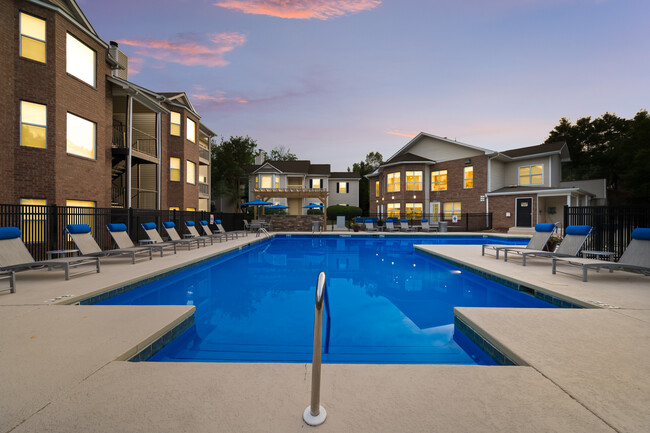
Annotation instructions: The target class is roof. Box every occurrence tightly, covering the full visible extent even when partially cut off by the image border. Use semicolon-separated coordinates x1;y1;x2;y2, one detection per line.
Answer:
500;141;566;159
330;172;361;179
487;185;594;197
158;92;199;118
247;160;344;176
385;132;494;165
386;152;434;164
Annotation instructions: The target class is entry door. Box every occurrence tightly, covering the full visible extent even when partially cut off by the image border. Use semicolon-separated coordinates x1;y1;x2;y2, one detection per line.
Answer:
430;202;440;221
516;198;532;227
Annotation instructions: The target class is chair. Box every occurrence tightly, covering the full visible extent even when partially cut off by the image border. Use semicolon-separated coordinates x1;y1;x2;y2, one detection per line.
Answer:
66;224;152;264
107;223;176;257
384;219;399;232
141;222;193;251
420;219;438;232
215;219;246;239
0;226;100;283
482;223;556;259
162;222;205;248
243;219;252;232
184;221;217;245
504;225;592;266
552;228;650;282
400;219;416;232
365;218;379;232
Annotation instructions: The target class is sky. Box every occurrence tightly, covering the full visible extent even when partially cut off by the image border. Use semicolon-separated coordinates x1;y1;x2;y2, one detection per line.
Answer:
79;0;649;171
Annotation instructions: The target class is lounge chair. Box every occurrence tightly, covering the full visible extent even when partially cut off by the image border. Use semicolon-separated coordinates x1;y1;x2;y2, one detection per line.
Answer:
384;220;399;232
107;223;176;257
420;219;438;232
1;269;15;293
243;219;252;232
185;221;218;245
400;219;416;232
66;224;152;264
0;226;99;282
199;220;228;242
482;223;556;259
141;222;193;251
162;222;205;248
552;228;650;281
365;219;379;232
215;219;246;239
503;225;592;266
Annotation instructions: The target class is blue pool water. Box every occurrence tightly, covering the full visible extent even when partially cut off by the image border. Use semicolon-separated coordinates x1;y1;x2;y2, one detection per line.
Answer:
99;235;554;365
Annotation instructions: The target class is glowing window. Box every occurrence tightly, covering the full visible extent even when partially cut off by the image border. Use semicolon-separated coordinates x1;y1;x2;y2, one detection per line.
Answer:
406;203;423;219
66;200;95;234
66;113;95;159
66;33;95;86
405;171;422;191
20;101;47;148
443;202;462;220
186;161;196;184
169;206;180;211
387;172;400;192
311;179;322;189
387;203;401;218
20;12;46;63
170;158;181;181
463;166;473;189
519;165;543;185
186;207;195;212
20;198;47;243
375;181;380;197
186;118;196;143
170;112;181;136
337;182;347;193
431;170;447;191
260;175;273;189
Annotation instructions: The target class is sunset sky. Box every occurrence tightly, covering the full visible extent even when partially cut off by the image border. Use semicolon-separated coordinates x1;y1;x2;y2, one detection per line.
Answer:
79;0;649;170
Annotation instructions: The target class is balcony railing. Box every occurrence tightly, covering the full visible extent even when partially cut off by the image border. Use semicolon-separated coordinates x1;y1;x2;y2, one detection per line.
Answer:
112;120;126;148
199;182;210;196
131;188;157;209
133;139;157;157
199;146;210;161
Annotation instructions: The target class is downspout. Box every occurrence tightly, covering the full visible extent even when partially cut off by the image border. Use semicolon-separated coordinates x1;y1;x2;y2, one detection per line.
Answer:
127;95;133;209
157;111;161;210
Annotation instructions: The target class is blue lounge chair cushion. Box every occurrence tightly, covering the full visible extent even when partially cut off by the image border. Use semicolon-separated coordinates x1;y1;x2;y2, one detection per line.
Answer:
163;222;175;229
215;220;222;224
66;224;91;234
565;225;592;236
535;223;555;232
200;220;209;225
421;219;428;222
185;221;195;227
400;219;409;222
0;227;21;240
107;223;127;232
142;222;157;230
631;228;650;241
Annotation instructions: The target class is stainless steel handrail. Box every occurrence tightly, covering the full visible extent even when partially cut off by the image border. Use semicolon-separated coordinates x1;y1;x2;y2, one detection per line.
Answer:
303;271;327;426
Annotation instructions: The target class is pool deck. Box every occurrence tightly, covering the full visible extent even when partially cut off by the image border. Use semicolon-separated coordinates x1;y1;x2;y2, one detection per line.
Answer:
1;232;649;432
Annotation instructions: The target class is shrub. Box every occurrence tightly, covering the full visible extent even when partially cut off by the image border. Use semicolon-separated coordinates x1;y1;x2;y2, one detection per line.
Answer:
327;205;362;222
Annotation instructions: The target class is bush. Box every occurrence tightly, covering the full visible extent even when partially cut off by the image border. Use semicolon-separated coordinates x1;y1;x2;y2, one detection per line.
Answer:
327;205;362;222
307;209;323;215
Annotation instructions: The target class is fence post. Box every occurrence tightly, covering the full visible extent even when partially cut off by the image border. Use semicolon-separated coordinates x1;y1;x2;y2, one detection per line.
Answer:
48;204;58;252
465;213;469;231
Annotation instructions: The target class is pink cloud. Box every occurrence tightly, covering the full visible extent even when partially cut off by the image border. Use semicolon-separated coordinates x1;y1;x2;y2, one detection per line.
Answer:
214;0;381;20
192;91;249;105
385;130;417;138
127;57;144;75
118;32;246;67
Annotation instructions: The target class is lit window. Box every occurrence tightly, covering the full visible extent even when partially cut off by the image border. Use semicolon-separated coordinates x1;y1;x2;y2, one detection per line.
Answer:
443;202;461;220
255;176;259;188
66;200;95;234
406;203;423;219
275;176;280;189
431;170;447;191
311;179;322;189
375;180;380;197
387;203;401;218
260;175;273;188
170;157;181;181
186;161;196;184
20;198;47;243
186;207;195;211
66;33;95;86
387;172;400;192
170;112;181;136
186;118;196;143
337;182;348;193
66;113;95;159
463;166;473;189
199;165;209;184
169;206;180;211
405;171;422;191
20;12;46;63
519;165;543;185
20;101;46;148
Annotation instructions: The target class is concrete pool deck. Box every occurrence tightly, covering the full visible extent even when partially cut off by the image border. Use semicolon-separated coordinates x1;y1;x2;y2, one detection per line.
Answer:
1;233;649;432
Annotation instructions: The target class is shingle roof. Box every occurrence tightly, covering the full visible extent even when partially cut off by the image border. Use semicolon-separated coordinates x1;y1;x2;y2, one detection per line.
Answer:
385;152;434;164
330;172;361;179
501;141;565;158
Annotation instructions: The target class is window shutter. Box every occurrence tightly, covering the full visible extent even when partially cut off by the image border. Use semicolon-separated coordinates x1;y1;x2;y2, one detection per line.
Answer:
346;182;349;193
309;179;313;188
336;183;339;193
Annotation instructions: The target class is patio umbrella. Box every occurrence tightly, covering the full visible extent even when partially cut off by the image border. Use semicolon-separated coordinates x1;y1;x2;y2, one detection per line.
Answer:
302;203;324;208
267;204;289;209
241;199;272;218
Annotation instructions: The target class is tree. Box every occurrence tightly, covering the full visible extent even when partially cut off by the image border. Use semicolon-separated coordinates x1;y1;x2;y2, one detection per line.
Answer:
348;152;383;215
211;136;259;212
262;145;298;161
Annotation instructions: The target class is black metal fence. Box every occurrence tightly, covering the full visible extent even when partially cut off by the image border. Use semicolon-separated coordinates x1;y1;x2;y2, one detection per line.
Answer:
564;205;650;260
0;204;244;262
366;213;493;232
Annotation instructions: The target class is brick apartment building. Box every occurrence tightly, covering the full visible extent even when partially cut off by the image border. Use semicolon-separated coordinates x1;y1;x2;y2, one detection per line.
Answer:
1;0;215;213
368;133;607;230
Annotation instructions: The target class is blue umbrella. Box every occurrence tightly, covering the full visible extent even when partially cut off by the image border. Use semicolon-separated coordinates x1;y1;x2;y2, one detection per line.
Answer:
242;200;273;206
303;203;324;209
267;204;289;209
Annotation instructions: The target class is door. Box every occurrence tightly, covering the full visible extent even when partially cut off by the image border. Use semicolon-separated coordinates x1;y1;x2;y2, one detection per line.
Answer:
516;198;532;227
430;201;440;221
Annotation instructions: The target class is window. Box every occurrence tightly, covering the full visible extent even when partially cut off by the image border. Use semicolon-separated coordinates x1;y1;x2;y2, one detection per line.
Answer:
519;165;543;185
311;179;322;189
337;182;349;193
186;118;196;143
20;198;47;243
387;203;401;218
199;165;209;184
443;202;461;220
66;113;95;159
66;33;95;86
186;161;196;184
170;112;181;136
170;157;181;181
405;171;422;191
463;166;473;189
20;101;46;148
66;200;95;234
406;203;423;219
186;207;195;212
20;12;46;63
275;176;280;189
431;170;447;191
169;206;180;211
375;180;380;197
387;172;400;192
260;175;273;188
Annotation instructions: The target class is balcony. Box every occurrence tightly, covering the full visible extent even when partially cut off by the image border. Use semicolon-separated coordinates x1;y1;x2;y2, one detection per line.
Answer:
199;146;210;163
131;188;157;209
199;182;210;197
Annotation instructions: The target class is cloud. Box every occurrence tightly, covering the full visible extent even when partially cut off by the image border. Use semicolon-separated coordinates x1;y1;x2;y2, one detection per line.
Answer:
385;130;417;138
191;90;249;106
127;57;144;75
118;32;246;67
214;0;381;20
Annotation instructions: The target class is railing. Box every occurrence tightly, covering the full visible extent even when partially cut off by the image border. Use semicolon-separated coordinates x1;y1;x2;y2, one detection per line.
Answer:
199;182;210;196
111;185;126;208
199;146;210;161
303;271;327;426
133;139;157;158
363;213;492;232
112;120;126;148
131;189;157;210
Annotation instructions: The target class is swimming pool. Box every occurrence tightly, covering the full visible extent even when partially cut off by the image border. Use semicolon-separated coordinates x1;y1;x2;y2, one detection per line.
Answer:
100;235;554;365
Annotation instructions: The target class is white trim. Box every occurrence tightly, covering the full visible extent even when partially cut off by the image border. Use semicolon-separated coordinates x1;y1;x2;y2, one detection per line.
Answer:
517;163;544;186
385;132;494;164
486;187;593;197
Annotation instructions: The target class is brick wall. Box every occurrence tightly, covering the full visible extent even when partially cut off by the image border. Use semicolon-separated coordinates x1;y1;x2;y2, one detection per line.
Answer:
489;194;538;230
163;105;199;210
264;215;325;231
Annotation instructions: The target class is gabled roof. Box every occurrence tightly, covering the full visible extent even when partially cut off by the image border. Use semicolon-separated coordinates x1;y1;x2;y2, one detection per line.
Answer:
330;172;361;179
385;132;494;165
107;77;170;114
387;152;434;164
500;141;568;160
247;160;336;175
159;92;199;118
47;0;98;36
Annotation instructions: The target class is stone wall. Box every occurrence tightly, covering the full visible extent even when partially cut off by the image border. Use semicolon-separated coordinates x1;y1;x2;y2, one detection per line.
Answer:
264;215;325;232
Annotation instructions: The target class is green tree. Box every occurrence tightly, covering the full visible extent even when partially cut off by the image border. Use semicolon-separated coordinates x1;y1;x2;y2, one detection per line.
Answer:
262;145;298;161
348;152;383;215
211;136;259;212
